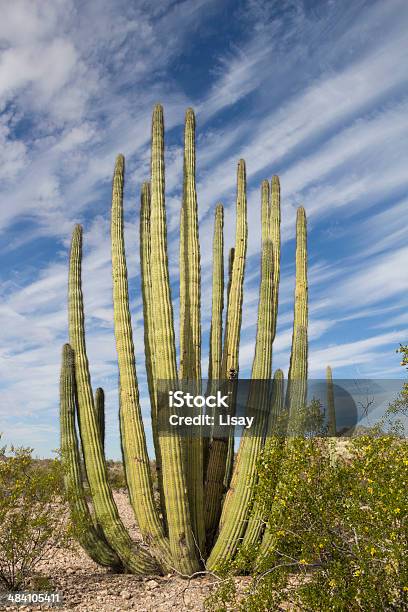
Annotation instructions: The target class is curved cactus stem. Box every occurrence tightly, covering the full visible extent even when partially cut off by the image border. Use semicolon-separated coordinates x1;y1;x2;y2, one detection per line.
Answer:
150;104;200;574
179;109;205;552
326;365;336;436
207;231;274;569
110;155;171;569
241;369;285;551
60;344;122;570
286;206;308;434
68;224;158;575
205;160;247;545
203;204;224;478
140;181;167;531
94;388;105;451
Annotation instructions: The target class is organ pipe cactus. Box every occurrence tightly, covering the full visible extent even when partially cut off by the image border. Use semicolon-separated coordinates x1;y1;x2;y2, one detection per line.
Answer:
286;206;308;432
203;204;224;476
140;181;166;526
206;174;280;568
179;109;205;552
205;161;247;545
208;204;224;383
326;365;336;436
149;105;200;574
111;154;171;566
60;103;309;575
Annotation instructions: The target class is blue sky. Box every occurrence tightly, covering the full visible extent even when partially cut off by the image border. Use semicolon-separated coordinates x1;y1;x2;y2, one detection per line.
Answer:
0;0;407;459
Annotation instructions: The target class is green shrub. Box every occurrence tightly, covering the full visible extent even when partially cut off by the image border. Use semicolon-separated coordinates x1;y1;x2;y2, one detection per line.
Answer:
106;461;127;491
0;441;72;591
206;436;408;611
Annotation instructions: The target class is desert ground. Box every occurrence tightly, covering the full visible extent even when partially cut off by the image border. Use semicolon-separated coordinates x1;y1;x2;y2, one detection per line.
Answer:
0;490;251;612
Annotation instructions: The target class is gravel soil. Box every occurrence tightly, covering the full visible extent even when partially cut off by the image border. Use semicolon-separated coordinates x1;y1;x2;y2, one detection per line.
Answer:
0;491;249;612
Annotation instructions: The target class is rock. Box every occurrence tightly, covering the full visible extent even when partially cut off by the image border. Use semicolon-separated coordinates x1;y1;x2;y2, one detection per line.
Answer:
120;589;132;600
146;579;159;589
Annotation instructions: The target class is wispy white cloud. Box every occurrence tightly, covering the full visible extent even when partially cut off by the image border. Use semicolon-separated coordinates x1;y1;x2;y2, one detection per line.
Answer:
1;0;407;457
309;330;406;375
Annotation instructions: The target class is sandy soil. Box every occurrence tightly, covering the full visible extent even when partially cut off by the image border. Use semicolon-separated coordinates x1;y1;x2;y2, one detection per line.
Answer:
0;491;249;612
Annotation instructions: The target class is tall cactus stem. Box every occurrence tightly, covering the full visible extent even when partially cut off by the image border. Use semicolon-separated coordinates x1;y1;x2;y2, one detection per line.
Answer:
179;108;202;381
204;204;224;477
221;160;247;380
208;203;224;383
286;206;308;430
111;155;171;567
179;109;205;552
205;159;247;544
140;181;167;529
270;176;281;343
150;104;200;573
68;225;158;574
207;223;274;569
